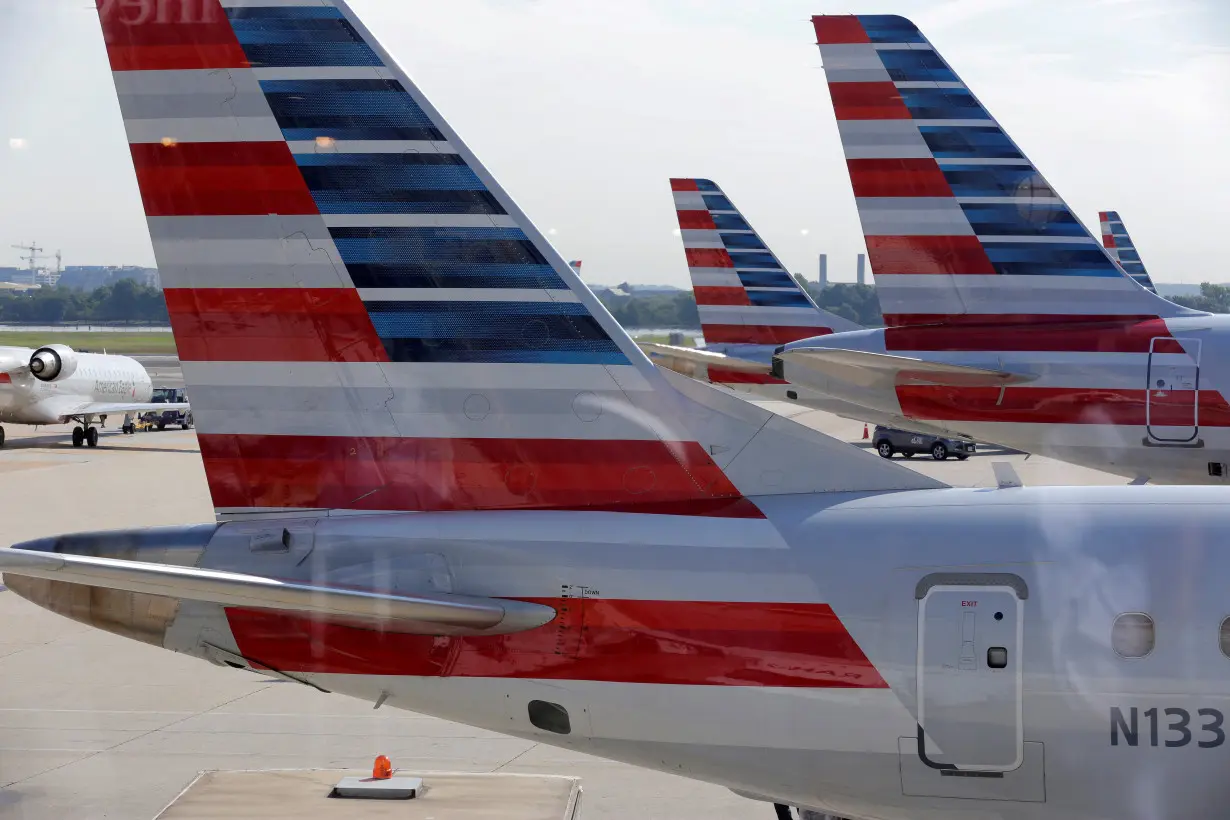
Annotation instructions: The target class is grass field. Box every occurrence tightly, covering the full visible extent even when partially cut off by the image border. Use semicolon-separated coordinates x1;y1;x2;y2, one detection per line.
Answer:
0;332;177;355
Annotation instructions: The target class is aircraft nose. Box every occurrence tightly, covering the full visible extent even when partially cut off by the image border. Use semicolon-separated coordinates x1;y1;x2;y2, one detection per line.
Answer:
4;525;217;647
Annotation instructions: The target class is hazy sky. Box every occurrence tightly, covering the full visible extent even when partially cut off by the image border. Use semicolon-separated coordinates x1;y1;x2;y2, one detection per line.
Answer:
0;0;1226;286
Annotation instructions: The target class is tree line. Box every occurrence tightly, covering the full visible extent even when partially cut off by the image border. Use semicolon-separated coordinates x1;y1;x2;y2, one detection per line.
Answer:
1169;283;1230;314
0;280;169;324
0;278;887;329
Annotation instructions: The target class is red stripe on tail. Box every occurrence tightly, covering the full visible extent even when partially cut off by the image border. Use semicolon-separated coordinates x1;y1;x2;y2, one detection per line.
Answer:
164;288;389;363
694;287;752;307
97;0;249;72
199;434;763;516
866;235;995;275
848;158;953;197
813;16;871;45
670;178;700;191
686;248;735;269
227;599;886;687
130;142;318;217
677;210;717;230
827;82;911;121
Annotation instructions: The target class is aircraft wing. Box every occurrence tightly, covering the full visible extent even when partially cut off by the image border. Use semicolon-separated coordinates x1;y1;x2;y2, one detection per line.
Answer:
0;548;555;636
777;348;1038;388
638;342;772;375
65;402;190;416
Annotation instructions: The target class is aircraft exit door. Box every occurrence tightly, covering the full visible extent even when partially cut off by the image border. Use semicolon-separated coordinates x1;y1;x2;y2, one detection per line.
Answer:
1146;337;1200;444
917;575;1025;772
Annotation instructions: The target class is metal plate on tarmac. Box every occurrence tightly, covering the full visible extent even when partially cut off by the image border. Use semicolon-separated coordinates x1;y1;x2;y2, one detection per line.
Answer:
154;770;583;820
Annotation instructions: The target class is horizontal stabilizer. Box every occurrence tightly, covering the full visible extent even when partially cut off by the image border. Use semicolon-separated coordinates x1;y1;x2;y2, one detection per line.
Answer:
71;402;190;416
638;343;773;375
0;548;554;636
777;348;1037;388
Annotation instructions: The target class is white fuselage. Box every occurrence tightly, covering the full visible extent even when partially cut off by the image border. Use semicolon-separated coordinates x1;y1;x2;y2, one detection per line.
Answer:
0;346;153;425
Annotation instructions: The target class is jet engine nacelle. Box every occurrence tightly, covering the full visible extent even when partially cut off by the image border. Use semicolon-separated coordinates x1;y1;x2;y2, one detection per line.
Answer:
29;345;79;382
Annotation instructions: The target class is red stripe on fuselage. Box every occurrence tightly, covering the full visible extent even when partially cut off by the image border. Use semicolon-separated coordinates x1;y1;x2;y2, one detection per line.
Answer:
130;142;318;217
97;0;249;72
848;158;953;198
884;316;1179;353
198;434;763;516
694;287;751;307
225;599;886;687
708;368;789;386
898;385;1230;427
677;210;717;230
164;288;389;362
702;325;833;345
827;82;911;121
865;235;995;275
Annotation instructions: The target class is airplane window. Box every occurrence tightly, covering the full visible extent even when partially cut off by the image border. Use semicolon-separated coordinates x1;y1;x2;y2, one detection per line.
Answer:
1112;613;1155;659
1219;617;1230;658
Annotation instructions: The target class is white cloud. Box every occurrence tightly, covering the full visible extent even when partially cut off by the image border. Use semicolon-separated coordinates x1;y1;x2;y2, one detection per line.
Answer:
8;138;27;150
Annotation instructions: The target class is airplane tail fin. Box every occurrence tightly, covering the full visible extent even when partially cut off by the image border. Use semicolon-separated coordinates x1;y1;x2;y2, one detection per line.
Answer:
94;0;943;519
1099;211;1157;293
671;178;860;346
812;15;1191;327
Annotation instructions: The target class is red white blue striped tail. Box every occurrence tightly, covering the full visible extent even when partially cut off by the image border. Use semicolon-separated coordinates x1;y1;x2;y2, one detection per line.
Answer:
1099;211;1156;293
671;178;860;346
812;15;1188;328
93;0;942;518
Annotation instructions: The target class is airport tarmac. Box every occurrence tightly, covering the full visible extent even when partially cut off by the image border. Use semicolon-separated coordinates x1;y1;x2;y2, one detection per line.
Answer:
0;411;1126;819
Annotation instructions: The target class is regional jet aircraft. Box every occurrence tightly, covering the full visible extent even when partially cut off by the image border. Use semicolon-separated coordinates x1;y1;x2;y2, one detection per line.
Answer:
7;6;1230;820
0;344;188;447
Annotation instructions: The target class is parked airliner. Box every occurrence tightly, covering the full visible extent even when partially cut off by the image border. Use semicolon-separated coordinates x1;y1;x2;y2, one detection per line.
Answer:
5;6;1230;820
0;344;187;447
656;17;1223;485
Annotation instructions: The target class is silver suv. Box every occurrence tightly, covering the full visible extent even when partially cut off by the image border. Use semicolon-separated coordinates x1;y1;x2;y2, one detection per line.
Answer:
873;426;975;461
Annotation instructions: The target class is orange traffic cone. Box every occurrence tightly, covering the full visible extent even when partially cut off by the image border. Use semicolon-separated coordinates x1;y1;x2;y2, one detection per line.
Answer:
862;424;869;440
372;755;393;780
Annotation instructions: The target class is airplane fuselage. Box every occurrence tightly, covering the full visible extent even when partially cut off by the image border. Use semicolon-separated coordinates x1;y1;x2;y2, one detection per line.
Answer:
780;315;1230;484
12;484;1230;819
0;346;153;425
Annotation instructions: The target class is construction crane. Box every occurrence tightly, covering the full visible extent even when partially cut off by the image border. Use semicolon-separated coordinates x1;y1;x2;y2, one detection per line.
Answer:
11;242;45;286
